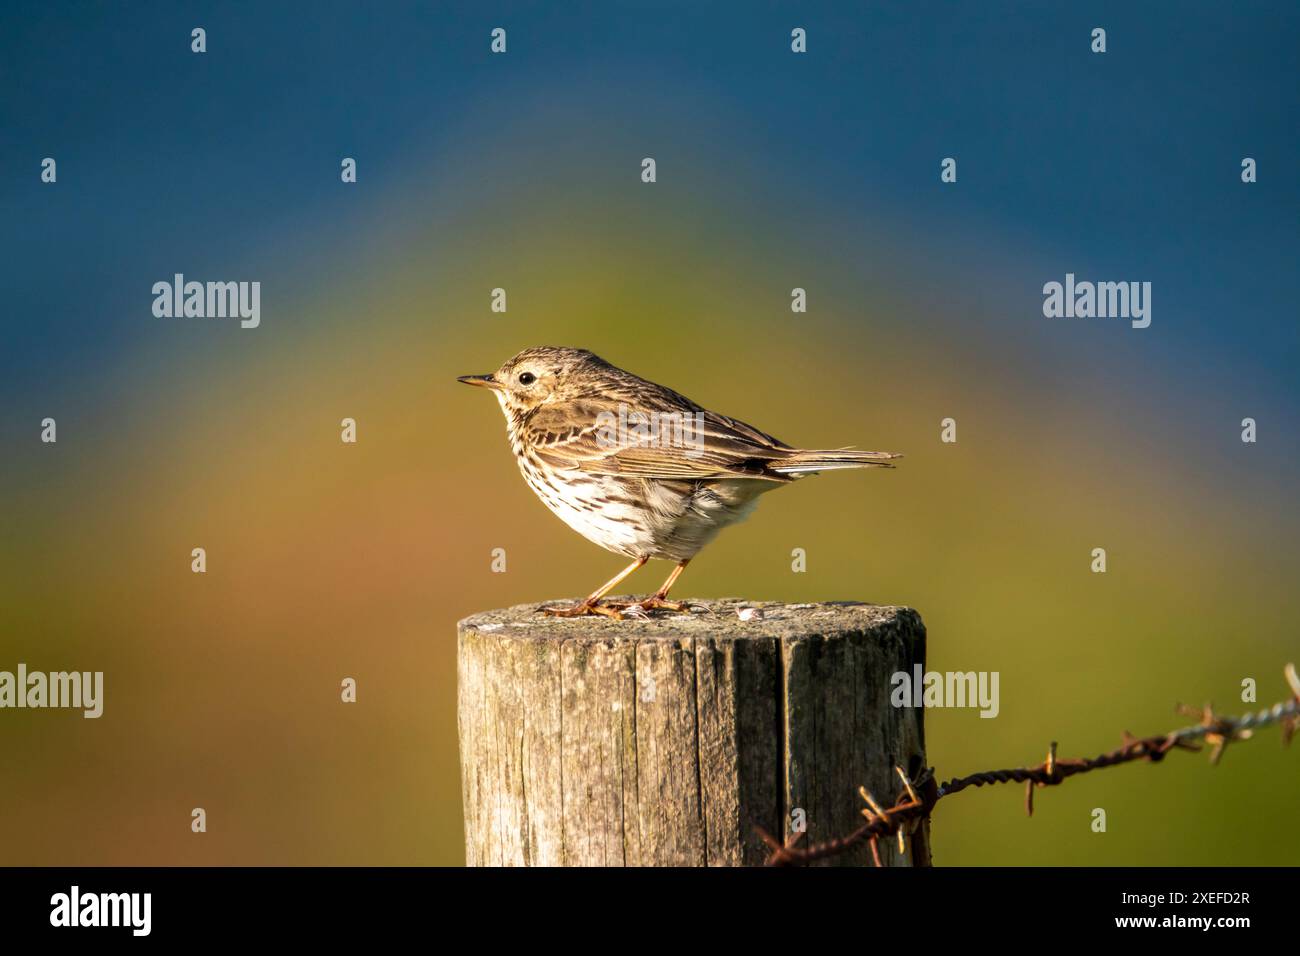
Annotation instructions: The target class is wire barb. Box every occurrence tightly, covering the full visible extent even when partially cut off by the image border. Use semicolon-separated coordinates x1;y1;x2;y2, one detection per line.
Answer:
762;664;1300;866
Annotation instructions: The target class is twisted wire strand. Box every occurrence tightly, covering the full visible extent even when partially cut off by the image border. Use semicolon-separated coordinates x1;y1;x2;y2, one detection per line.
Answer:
762;666;1300;866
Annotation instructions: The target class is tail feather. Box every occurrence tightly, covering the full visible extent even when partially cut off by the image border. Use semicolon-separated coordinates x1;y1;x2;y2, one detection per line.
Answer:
770;448;901;476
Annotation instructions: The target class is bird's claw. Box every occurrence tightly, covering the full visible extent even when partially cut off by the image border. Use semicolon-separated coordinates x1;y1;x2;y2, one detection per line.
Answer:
540;596;693;621
601;597;690;615
541;602;624;620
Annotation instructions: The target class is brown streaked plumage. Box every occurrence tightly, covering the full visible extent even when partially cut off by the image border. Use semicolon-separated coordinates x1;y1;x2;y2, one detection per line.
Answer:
459;347;900;619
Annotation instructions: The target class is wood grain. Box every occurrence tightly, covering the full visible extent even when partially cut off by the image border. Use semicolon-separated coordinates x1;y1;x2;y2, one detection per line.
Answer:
458;599;927;866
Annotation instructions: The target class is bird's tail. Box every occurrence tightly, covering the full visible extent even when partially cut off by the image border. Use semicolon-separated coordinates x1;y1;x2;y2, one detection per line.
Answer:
770;447;901;476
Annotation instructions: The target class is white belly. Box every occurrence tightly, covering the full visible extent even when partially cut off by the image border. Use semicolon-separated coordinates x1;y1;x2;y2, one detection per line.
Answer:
517;452;771;561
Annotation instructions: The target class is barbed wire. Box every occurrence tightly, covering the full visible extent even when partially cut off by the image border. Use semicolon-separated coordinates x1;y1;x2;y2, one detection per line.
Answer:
758;663;1300;867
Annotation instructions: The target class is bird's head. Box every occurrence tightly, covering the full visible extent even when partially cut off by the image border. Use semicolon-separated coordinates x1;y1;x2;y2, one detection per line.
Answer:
458;346;609;416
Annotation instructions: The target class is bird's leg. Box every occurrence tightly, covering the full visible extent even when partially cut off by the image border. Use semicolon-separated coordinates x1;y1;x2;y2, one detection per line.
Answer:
647;560;690;610
606;560;691;614
542;557;648;620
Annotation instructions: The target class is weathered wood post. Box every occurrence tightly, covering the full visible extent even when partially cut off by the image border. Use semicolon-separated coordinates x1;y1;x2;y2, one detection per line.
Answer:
457;599;927;866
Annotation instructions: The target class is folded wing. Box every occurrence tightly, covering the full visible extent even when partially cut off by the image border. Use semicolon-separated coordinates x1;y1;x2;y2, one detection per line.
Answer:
525;398;897;481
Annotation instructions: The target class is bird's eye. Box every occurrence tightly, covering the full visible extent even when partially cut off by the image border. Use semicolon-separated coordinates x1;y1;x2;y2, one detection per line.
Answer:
518;372;536;386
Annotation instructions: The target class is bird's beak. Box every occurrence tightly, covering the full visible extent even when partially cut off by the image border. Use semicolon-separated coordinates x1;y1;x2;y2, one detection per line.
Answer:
458;374;502;391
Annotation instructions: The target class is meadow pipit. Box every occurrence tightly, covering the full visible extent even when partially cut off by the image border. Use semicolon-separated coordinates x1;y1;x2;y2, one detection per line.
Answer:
460;347;900;619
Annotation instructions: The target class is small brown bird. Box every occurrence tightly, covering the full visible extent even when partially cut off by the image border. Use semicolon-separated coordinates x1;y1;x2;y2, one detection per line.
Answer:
459;347;899;619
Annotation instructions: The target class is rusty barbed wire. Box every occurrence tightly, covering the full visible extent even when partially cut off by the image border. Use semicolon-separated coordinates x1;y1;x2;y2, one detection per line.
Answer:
758;663;1300;867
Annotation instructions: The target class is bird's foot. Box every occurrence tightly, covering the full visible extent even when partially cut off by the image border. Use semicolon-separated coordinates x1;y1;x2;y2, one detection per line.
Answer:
541;601;624;620
540;596;692;621
602;596;690;617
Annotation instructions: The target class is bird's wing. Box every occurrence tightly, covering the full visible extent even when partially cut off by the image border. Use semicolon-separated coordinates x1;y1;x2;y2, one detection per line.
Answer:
523;399;795;481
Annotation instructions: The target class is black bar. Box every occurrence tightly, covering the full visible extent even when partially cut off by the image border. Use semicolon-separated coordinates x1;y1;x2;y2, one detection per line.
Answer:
0;867;1279;941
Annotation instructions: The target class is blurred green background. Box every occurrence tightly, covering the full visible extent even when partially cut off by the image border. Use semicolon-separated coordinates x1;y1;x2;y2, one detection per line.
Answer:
2;2;1297;865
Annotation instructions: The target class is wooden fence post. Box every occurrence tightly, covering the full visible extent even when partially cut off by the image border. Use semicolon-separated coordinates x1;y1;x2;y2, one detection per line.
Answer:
457;599;927;866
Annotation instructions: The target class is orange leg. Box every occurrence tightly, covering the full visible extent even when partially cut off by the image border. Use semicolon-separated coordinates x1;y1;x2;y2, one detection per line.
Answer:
651;560;689;608
543;557;648;620
605;560;691;614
